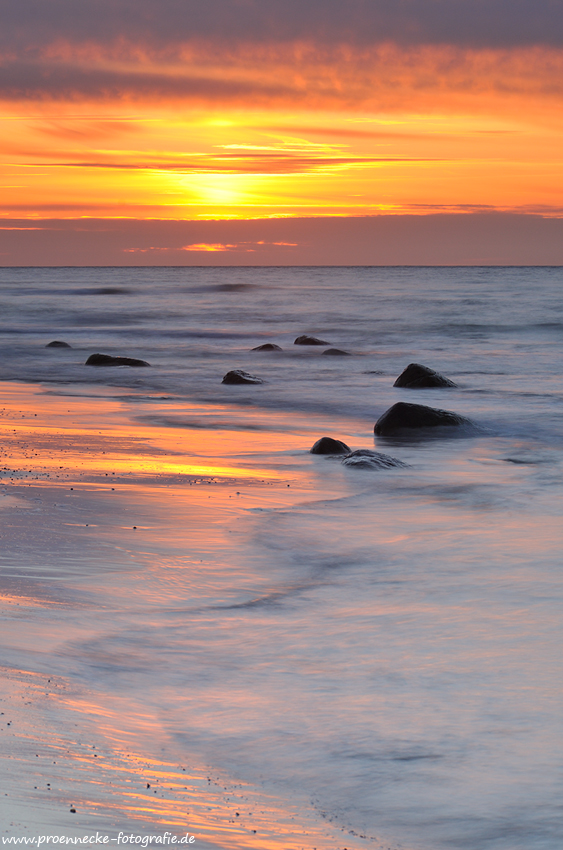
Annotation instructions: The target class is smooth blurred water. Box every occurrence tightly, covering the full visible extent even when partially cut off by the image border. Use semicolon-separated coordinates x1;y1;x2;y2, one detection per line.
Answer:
1;266;563;849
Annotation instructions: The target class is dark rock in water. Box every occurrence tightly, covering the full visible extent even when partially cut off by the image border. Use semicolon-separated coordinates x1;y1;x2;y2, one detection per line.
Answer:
394;363;457;388
322;348;350;356
251;343;283;351
374;402;470;436
214;283;255;292
342;449;408;469
222;369;264;385
46;340;71;348
85;353;150;367
294;335;329;345
310;436;350;455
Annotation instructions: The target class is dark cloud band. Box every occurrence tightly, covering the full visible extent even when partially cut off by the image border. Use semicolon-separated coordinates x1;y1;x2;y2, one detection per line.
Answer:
0;59;295;102
1;0;562;50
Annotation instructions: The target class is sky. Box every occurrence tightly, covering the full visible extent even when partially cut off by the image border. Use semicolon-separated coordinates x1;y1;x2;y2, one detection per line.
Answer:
1;0;563;264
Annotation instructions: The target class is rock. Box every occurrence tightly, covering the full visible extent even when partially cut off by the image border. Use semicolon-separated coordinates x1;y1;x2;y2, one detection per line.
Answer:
310;437;350;455
294;335;329;345
374;402;470;436
85;353;150;367
322;348;350;356
393;363;456;388
251;343;282;351
222;370;264;385
214;283;254;292
342;449;408;469
46;340;71;348
93;287;130;295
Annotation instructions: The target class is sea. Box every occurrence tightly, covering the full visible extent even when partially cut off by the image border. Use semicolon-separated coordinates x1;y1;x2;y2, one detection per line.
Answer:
0;266;562;850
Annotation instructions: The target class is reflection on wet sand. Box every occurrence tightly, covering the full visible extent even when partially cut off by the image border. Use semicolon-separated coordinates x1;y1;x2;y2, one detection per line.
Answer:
1;666;372;849
0;384;315;485
2;377;562;850
1;381;372;849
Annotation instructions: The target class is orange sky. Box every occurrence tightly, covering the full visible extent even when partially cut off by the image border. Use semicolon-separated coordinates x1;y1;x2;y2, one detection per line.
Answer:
1;1;563;262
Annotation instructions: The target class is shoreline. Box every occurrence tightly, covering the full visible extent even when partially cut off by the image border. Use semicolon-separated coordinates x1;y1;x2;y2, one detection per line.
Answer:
1;262;563;849
0;379;377;849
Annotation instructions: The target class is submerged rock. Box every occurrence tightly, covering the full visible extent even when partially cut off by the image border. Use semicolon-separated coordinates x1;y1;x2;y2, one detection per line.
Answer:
85;353;150;367
322;348;351;356
93;287;130;295
46;340;72;348
222;369;264;385
374;402;470;436
310;436;350;455
214;283;255;292
342;449;408;469
251;343;283;351
294;335;329;345
394;363;457;388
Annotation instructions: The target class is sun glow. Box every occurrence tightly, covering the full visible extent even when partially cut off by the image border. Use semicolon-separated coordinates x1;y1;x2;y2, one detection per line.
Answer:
2;84;563;221
1;32;563;253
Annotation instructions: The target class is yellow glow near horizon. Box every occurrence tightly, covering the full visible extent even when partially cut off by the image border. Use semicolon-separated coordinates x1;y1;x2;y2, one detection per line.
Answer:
2;43;563;221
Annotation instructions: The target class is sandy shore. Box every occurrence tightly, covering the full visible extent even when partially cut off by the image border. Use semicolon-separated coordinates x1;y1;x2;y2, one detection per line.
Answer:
0;380;372;849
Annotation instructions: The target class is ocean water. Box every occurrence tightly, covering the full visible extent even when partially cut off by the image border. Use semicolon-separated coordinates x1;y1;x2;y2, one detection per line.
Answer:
1;266;562;849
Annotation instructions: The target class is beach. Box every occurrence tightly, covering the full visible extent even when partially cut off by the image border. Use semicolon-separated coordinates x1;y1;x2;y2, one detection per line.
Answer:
1;379;344;847
1;266;563;849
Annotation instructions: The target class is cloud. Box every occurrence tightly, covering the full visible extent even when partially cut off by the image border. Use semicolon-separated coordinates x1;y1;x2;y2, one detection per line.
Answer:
2;2;563;110
0;60;294;104
1;1;563;50
0;136;437;174
3;44;563;109
122;242;242;252
181;243;235;251
262;126;436;140
3;214;563;266
123;239;299;254
31;119;141;141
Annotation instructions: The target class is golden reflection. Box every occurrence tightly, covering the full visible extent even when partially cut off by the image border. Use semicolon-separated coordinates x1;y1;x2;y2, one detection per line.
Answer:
0;384;367;846
0;593;62;608
2;684;357;848
0;383;307;485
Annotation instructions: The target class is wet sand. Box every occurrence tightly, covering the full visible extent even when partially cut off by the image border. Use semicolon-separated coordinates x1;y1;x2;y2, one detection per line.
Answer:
0;380;370;849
